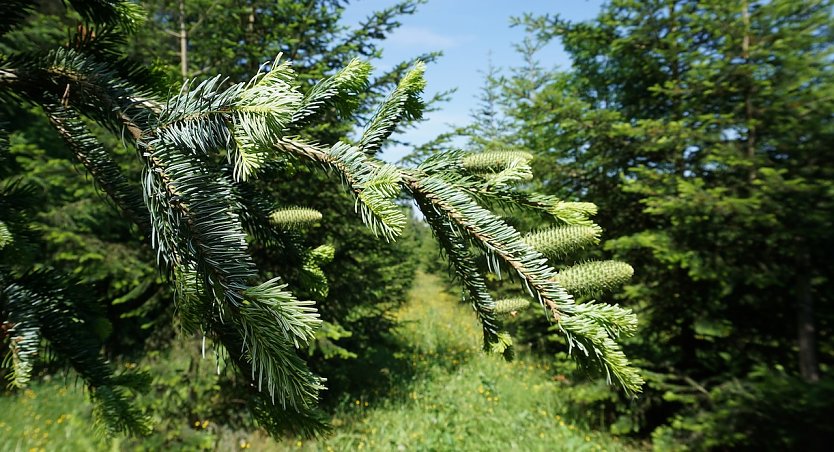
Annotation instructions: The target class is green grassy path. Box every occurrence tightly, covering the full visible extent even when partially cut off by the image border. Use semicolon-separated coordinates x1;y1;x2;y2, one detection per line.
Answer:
275;271;634;451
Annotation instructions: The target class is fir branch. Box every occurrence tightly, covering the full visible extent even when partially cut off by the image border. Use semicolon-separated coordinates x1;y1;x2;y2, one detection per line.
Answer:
469;189;598;226
358;61;426;155
273;139;407;240
1;48;158;135
235;279;324;409
415;193;502;350
556;303;644;394
324;142;406;240
405;173;641;391
1;38;647;435
267;139;641;391
43;102;149;230
234;58;302;144
140;132;325;410
2;275;39;388
406;173;573;320
3;270;152;435
154;75;240;156
292;58;372;125
479;158;534;188
419;152;596;225
213;323;329;438
172;265;208;335
64;0;146;31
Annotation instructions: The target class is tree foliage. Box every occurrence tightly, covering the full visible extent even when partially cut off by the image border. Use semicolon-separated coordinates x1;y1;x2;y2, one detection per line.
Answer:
463;0;834;446
0;0;642;438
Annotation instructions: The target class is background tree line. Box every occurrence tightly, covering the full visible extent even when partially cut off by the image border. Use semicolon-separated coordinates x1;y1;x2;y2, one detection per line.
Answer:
437;0;833;449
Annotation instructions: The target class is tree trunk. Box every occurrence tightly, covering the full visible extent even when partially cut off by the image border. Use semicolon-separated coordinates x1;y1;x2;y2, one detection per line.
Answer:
741;0;757;181
179;0;188;79
797;252;819;382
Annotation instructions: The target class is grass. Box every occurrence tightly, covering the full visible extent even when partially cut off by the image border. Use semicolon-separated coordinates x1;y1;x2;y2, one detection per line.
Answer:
269;271;635;451
0;271;637;451
0;382;111;452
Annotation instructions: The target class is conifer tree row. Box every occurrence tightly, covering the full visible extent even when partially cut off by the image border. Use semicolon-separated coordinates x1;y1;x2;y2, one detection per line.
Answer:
0;0;641;437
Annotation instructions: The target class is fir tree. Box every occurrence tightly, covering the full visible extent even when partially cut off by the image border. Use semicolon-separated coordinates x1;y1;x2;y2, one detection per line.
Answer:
1;0;641;437
501;0;834;447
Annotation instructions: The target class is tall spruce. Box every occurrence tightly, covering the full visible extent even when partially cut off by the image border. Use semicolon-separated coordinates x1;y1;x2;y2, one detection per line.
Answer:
1;0;642;438
499;0;834;447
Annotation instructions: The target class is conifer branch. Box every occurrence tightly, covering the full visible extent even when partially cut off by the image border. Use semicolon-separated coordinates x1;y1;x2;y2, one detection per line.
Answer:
43;102;150;230
292;58;372;125
358;61;426;154
274;139;406;240
3;271;152;435
406;173;572;320
415;194;502;350
269;138;642;392
2;26;647;436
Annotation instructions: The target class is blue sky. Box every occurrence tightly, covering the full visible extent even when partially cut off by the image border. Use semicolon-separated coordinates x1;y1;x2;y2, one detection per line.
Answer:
339;0;605;161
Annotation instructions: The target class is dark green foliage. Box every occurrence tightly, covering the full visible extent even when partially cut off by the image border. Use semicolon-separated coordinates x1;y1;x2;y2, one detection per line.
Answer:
0;0;35;36
653;368;834;450
3;269;152;436
464;0;834;446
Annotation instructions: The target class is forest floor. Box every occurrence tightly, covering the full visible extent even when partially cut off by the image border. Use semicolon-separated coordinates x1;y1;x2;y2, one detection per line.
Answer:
0;271;636;451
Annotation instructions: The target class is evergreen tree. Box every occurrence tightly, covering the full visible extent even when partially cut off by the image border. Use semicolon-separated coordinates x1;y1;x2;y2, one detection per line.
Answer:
1;0;641;438
499;0;834;447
